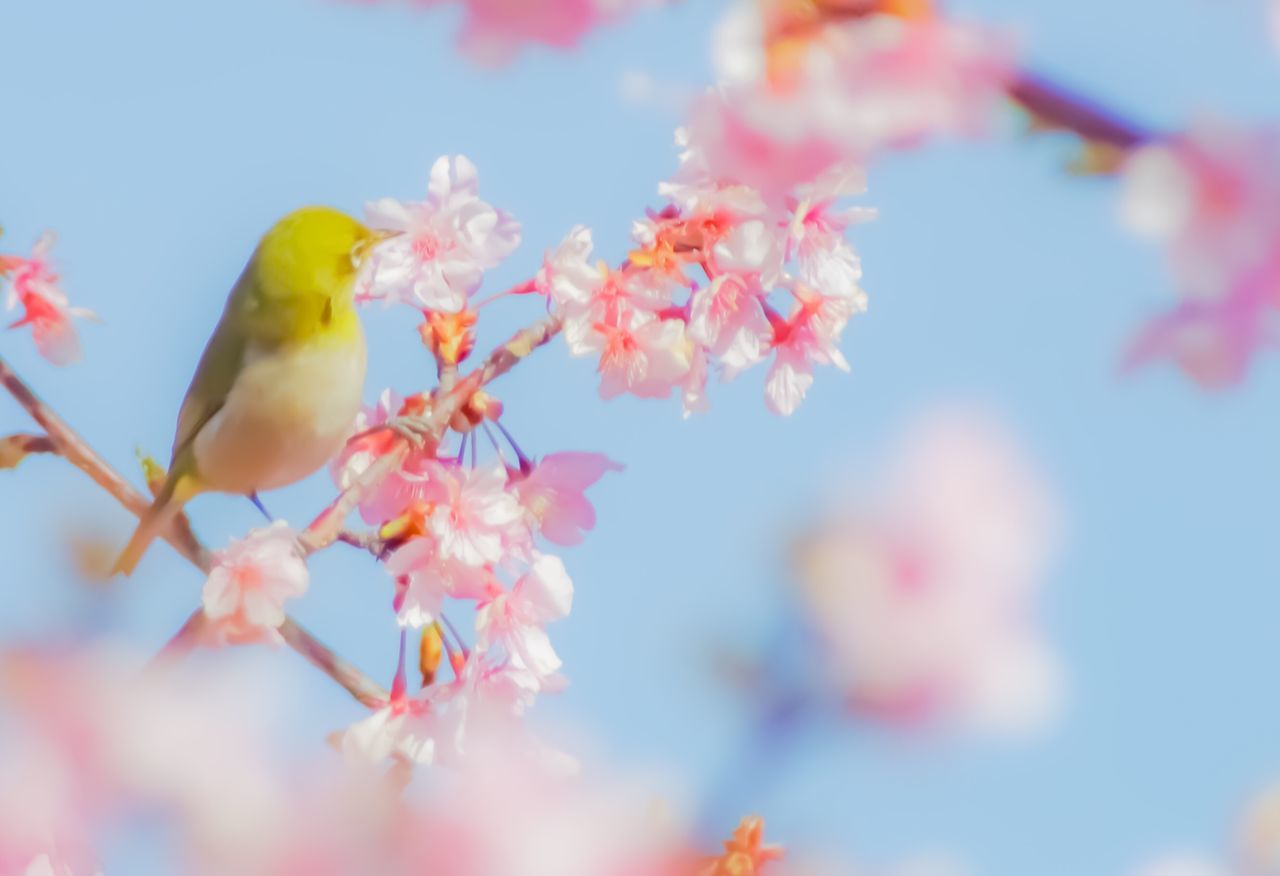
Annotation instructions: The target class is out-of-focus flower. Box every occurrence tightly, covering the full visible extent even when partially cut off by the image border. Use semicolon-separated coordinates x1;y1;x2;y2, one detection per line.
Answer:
202;521;309;646
701;816;783;876
400;0;652;66
1237;782;1280;875
1119;121;1280;387
795;409;1060;734
1128;856;1230;876
0;647;283;874
701;2;1015;194
1;231;95;366
512;451;622;546
363;155;520;312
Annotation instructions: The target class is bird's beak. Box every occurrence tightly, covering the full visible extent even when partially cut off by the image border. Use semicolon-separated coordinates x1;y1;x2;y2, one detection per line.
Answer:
369;228;403;245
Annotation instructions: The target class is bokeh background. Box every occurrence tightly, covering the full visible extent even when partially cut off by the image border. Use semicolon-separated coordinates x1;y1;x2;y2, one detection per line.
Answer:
2;1;1280;873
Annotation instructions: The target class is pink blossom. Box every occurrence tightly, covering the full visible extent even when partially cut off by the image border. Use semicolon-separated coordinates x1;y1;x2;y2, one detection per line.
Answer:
689;274;771;369
413;0;645;66
1119;122;1280;386
202;521;310;646
512;451;622;546
1;231;95;366
537;225;603;311
569;309;693;400
762;283;864;416
795;409;1060;734
363;155;520;312
385;535;497;628
785;167;877;276
428;461;528;566
702;6;1015;194
476;554;574;681
340;696;436;767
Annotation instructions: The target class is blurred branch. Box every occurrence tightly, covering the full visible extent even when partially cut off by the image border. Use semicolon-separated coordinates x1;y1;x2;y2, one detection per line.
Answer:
0;355;388;708
1009;72;1153;152
0;432;57;469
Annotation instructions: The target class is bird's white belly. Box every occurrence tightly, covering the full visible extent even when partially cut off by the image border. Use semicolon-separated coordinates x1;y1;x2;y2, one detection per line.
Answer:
194;335;366;495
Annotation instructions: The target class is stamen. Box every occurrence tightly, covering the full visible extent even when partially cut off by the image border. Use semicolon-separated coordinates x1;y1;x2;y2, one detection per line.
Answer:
493;418;533;474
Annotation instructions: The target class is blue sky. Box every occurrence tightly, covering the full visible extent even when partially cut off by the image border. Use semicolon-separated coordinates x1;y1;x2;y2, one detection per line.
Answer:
2;1;1280;874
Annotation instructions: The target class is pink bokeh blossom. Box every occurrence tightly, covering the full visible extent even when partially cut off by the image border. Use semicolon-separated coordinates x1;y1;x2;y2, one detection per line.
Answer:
1119;122;1280;387
407;0;650;66
1;231;95;366
795;409;1061;734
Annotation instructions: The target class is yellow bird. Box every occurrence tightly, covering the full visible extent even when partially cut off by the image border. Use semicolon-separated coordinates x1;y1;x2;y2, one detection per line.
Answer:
113;206;390;576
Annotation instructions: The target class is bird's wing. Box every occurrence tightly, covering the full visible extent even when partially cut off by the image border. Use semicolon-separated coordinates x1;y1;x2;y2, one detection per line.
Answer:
170;269;257;462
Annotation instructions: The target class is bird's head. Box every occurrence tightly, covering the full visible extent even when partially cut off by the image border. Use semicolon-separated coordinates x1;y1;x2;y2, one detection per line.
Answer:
255;206;398;305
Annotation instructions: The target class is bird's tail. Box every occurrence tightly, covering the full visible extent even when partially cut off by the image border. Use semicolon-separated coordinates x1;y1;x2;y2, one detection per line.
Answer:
111;474;198;577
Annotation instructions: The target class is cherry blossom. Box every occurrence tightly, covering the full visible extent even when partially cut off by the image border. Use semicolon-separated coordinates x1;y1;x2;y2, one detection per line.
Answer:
476;553;574;682
427;460;528;566
794;409;1060;733
701;2;1016;194
1119;121;1280;387
539;123;870;414
202;521;310;646
1;231;95;366
362;155;520;312
402;0;650;66
511;451;622;546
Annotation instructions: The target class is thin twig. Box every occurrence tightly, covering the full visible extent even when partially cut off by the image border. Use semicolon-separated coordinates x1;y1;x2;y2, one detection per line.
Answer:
0;355;389;708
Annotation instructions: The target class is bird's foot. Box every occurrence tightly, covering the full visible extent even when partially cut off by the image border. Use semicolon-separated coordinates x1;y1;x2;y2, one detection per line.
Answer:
385;415;434;448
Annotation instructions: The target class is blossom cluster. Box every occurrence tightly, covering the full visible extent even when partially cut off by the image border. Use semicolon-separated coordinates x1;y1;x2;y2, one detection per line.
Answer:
793;408;1061;734
0;230;94;366
543;148;872;415
699;0;1015;196
1119;121;1280;388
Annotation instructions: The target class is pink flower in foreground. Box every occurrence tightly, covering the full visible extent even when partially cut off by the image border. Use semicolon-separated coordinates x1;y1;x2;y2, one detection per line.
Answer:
414;0;647;66
795;409;1060;734
1119;122;1280;387
202;521;309;646
1;231;94;366
363;155;520;312
762;282;864;416
512;451;622;546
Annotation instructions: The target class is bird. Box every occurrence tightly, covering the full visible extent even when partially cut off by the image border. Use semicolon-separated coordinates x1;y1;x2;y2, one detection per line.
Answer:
112;206;394;576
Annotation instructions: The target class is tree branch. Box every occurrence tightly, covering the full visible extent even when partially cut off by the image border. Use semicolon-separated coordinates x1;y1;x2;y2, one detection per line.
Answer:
299;314;563;556
0;355;388;708
1009;71;1153;152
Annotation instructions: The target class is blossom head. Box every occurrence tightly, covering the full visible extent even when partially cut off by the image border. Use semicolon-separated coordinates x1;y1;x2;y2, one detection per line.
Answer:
202;521;310;646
